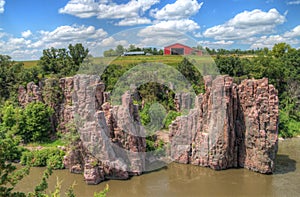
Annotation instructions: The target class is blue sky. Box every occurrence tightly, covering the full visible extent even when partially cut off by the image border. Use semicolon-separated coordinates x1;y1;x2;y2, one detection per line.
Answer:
0;0;300;60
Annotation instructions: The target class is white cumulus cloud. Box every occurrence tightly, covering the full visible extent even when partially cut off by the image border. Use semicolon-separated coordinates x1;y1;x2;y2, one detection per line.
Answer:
0;0;5;13
203;8;286;40
138;19;200;38
21;30;32;38
151;0;203;20
249;35;299;49
0;25;109;60
244;25;300;49
100;37;129;48
284;25;300;38
117;17;152;26
198;40;234;49
59;0;159;26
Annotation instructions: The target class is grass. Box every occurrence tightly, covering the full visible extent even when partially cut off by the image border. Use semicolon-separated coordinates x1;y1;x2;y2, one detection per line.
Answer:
92;55;184;67
21;60;38;69
26;139;66;148
92;55;216;67
18;55;216;72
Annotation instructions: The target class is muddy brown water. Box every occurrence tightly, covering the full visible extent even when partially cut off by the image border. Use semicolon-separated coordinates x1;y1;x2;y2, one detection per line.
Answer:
14;138;300;197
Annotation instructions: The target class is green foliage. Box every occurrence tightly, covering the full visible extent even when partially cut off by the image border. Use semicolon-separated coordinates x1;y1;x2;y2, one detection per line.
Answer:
163;110;181;129
138;83;176;112
0;55;39;103
19;102;54;143
271;43;292;58
47;154;65;170
146;136;166;156
42;78;63;108
20;148;65;169
139;103;151;126
38;43;89;77
94;184;109;197
103;44;163;57
101;63;135;91
0;102;54;143
65;182;76;197
176;58;204;94
0;128;30;197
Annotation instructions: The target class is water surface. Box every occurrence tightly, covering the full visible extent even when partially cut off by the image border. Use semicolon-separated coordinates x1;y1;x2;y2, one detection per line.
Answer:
15;138;300;197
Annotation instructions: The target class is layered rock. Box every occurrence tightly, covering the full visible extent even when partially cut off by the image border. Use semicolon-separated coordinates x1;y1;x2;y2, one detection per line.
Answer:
18;82;43;106
69;75;146;183
169;75;279;173
174;92;194;112
19;74;146;184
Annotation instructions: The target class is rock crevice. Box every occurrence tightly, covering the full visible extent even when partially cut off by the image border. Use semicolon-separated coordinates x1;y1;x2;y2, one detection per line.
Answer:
169;75;278;173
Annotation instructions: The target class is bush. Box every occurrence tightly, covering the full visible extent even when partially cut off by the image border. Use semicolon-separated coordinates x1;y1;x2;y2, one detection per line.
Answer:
146;136;165;156
163;110;181;129
47;154;65;170
20;148;65;169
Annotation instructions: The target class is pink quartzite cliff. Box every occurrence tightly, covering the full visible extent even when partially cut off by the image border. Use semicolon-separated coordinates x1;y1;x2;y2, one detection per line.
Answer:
169;75;278;173
18;74;279;184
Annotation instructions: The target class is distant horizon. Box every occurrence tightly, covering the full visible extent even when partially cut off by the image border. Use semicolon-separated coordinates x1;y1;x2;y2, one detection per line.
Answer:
1;0;300;60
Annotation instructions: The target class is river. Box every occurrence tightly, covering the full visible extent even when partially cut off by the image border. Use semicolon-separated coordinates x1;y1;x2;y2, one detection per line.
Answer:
15;138;300;197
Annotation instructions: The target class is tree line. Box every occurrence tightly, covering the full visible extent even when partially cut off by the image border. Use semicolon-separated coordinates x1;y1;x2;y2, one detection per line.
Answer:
103;44;163;57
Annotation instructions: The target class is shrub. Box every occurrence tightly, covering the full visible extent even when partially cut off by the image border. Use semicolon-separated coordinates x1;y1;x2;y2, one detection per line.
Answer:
47;154;65;170
163;110;181;129
20;148;65;169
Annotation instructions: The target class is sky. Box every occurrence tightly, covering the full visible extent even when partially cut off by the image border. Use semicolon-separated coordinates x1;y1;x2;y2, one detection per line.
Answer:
0;0;300;60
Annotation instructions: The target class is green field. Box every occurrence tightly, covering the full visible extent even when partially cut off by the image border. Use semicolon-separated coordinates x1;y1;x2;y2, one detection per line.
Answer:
93;55;215;67
18;55;216;71
21;60;38;68
93;55;184;67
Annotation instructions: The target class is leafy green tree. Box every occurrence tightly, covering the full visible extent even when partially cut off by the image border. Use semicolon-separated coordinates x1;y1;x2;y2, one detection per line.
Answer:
176;58;204;94
272;43;291;58
19;102;54;143
103;49;117;57
115;45;125;56
0;102;54;143
0;129;30;197
38;44;89;77
68;43;89;66
0;55;38;103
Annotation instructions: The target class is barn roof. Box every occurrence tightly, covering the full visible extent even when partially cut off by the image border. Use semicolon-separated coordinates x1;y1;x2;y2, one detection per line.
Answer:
164;43;193;49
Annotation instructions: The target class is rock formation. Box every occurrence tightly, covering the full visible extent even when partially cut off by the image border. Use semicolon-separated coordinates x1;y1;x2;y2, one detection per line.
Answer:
169;75;278;173
18;74;279;184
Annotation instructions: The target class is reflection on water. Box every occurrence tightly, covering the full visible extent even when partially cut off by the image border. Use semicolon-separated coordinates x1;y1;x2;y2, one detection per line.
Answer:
15;138;300;197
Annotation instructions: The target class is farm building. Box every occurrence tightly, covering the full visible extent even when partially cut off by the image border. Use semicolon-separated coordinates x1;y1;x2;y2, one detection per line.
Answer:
164;43;202;56
122;51;145;56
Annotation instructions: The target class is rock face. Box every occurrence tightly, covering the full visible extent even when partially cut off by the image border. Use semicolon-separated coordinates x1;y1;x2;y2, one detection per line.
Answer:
169;75;279;173
18;82;43;106
18;74;279;184
56;75;147;184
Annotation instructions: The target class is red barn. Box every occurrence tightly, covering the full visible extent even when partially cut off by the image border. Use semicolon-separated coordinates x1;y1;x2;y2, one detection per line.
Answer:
164;43;202;56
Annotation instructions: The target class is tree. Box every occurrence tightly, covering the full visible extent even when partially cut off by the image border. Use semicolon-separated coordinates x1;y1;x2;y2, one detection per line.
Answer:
272;43;291;58
1;102;54;143
38;44;89;77
0;55;38;103
19;102;54;143
0;128;30;197
115;45;125;56
68;43;89;71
